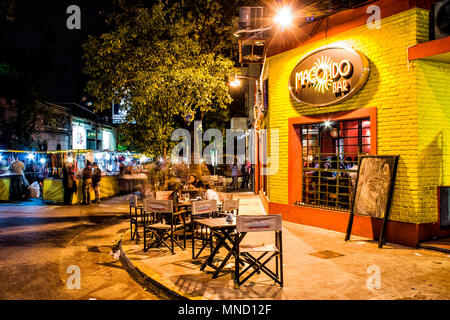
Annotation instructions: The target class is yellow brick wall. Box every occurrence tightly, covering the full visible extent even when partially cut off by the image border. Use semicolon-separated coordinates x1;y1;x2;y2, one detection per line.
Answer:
265;8;448;224
416;59;450;223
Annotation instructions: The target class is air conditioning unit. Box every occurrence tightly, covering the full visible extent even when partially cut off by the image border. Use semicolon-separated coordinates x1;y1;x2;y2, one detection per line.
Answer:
431;0;450;40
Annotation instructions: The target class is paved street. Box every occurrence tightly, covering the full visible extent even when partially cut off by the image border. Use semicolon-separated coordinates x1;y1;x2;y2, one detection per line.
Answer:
1;194;450;300
0;197;157;300
121;193;450;300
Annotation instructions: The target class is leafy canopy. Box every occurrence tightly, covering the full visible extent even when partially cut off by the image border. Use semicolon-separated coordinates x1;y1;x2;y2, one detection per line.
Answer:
83;1;235;156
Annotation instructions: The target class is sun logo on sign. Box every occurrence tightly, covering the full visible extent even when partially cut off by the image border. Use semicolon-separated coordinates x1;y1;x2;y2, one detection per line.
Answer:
313;56;333;93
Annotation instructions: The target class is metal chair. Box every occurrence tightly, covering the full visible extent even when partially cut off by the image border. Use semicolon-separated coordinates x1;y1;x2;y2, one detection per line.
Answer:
234;214;283;288
191;200;218;259
142;199;187;254
129;195;143;241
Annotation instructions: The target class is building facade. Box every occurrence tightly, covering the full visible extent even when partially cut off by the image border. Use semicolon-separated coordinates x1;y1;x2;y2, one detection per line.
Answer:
256;0;450;246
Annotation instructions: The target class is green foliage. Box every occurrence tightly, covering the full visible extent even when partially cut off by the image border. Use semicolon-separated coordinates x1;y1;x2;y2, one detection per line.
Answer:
83;1;235;157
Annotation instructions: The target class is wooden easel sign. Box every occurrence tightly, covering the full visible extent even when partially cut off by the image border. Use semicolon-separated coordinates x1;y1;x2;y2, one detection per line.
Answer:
345;155;399;248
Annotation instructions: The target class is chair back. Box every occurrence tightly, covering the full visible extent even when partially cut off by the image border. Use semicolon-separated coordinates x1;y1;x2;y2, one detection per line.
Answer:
144;199;173;213
156;191;174;200
222;199;239;212
129;195;138;207
218;192;233;202
192;200;218;215
144;190;156;199
236;214;282;233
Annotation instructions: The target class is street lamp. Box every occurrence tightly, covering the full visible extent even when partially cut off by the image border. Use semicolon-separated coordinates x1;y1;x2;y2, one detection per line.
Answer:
274;7;293;27
229;74;259;88
233;6;294;37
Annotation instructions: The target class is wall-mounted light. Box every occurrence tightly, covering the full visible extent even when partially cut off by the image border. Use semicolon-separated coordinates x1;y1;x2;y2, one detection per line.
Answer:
229;75;242;88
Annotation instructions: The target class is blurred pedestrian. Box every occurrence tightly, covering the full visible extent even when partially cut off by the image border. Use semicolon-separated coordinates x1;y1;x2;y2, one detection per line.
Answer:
231;157;239;189
63;162;76;205
10;156;25;201
82;161;93;205
92;162;102;204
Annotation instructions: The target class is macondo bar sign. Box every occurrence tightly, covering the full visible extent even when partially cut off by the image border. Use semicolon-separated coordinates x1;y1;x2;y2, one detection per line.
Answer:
289;47;370;107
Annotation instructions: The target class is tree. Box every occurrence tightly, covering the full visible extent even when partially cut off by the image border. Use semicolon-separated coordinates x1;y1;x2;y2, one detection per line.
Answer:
83;1;234;158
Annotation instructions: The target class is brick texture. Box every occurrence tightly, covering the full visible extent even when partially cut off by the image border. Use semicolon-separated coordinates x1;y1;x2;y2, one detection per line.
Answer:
265;8;449;224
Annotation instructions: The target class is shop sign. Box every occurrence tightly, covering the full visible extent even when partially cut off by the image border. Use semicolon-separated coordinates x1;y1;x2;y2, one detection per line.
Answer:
289;47;370;106
72;125;87;150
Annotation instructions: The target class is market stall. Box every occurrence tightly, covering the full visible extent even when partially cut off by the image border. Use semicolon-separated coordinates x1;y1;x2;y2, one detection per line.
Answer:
42;149;122;204
0;150;46;201
0;148;151;203
42;150;151;203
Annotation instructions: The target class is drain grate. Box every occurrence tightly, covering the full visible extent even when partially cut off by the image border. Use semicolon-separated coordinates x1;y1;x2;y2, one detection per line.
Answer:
310;250;344;259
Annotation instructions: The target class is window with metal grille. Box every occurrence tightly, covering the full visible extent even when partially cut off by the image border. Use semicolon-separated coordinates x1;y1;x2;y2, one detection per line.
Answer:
296;118;371;211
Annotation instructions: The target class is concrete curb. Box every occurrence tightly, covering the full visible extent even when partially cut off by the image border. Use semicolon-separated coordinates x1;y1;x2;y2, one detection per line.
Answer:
118;234;203;300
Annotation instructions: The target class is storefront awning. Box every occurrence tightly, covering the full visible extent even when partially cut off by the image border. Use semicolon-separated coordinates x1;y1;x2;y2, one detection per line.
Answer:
408;36;450;63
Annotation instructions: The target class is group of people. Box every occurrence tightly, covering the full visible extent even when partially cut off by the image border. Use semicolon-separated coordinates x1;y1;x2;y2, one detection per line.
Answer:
63;160;102;205
231;158;252;190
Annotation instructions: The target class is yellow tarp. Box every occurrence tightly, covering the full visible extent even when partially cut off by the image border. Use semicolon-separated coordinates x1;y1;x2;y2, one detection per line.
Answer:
44;176;119;204
0;178;10;201
43;178;64;203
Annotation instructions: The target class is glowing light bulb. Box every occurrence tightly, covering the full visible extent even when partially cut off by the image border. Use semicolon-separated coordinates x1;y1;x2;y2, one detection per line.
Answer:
229;77;241;88
40;158;46;164
274;7;293;27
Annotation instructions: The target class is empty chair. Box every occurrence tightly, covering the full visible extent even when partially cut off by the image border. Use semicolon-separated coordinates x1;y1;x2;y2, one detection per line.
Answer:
129;195;144;241
191;200;218;259
234;214;283;288
218;199;240;217
142;199;187;254
218;192;233;202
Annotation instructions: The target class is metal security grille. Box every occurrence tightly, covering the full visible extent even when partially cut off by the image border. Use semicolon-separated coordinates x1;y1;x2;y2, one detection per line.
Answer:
296;118;371;211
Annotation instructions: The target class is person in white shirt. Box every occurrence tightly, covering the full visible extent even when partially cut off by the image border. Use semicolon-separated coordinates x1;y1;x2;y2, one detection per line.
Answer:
204;183;218;201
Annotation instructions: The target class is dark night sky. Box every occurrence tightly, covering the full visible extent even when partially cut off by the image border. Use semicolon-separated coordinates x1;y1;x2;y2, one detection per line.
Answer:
0;0;115;103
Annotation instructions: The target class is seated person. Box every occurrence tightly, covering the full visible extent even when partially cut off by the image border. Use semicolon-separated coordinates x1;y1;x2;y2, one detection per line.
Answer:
192;181;205;200
187;174;199;189
203;183;218;201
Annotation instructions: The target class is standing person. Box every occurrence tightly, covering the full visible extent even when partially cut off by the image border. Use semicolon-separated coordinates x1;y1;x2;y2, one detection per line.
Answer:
240;161;247;189
231;157;239;190
245;160;251;189
82;161;93;205
92;162;102;204
63;162;76;205
10;156;25;201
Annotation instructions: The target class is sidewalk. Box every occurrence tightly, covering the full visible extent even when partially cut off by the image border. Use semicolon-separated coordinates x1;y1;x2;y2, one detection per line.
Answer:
120;193;450;300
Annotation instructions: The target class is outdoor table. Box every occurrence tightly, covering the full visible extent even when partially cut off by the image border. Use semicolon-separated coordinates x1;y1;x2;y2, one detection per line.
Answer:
194;217;243;279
